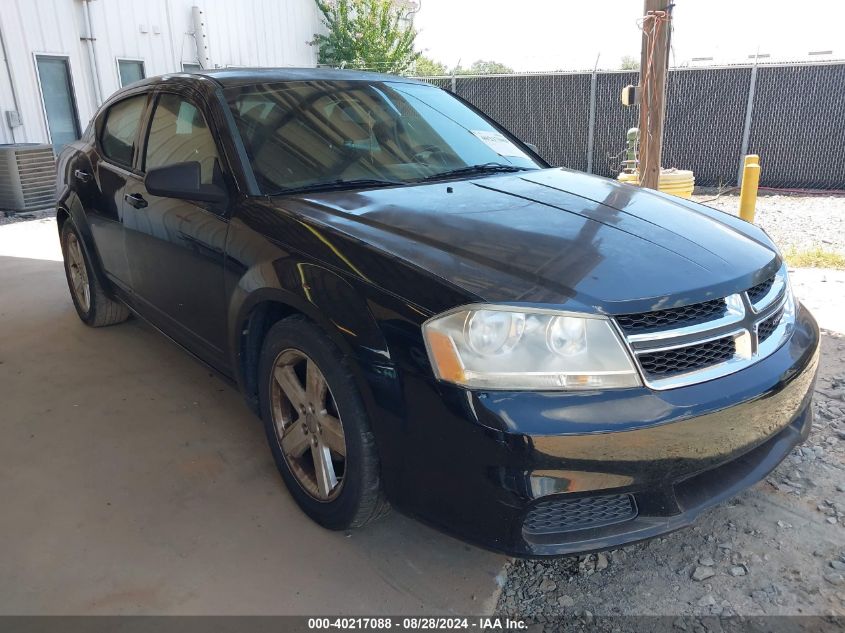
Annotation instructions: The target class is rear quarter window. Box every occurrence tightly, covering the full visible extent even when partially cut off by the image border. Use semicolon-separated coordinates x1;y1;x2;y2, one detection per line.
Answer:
100;94;147;167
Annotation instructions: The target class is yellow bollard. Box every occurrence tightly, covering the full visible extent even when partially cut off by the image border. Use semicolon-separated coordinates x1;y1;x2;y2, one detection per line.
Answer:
739;157;761;223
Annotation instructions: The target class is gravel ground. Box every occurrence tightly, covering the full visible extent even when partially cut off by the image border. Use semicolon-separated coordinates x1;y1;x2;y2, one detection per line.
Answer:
692;193;845;256
497;272;845;624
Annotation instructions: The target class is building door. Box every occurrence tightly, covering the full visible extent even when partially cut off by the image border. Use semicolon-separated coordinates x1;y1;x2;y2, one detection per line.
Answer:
35;55;81;153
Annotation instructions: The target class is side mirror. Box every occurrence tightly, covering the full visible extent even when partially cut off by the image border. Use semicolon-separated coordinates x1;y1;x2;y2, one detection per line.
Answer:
525;142;540;154
145;161;227;204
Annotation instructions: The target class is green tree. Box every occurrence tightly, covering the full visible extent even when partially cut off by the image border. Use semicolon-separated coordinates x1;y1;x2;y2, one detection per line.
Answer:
454;59;515;75
413;55;448;76
620;55;640;70
311;0;421;74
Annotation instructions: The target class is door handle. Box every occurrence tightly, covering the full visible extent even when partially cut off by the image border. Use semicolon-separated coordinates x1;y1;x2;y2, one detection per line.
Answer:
74;169;91;183
124;192;148;209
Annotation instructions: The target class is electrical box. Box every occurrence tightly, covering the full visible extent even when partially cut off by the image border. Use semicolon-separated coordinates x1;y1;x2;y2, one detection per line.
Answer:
621;85;640;107
5;110;21;128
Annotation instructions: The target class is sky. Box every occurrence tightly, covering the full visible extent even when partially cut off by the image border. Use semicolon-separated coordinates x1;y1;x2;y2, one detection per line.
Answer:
412;0;845;72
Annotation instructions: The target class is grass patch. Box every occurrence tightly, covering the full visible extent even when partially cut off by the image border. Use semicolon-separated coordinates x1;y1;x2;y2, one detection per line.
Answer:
783;247;845;269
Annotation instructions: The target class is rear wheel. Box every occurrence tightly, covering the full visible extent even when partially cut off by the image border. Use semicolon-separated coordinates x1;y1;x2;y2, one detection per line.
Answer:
259;316;388;529
60;221;130;327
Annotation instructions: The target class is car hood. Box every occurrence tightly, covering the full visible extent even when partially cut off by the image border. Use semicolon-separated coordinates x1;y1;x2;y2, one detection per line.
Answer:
285;168;780;314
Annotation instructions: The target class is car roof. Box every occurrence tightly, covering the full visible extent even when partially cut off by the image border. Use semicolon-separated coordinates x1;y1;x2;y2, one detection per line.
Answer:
123;67;430;91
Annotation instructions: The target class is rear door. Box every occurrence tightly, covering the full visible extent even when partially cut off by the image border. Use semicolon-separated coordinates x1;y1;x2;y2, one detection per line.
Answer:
85;92;150;288
121;89;232;371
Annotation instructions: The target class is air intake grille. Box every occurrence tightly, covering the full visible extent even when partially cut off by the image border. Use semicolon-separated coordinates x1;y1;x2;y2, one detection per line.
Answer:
616;298;727;335
758;307;783;343
523;494;637;535
747;275;775;305
638;336;736;379
0;144;56;212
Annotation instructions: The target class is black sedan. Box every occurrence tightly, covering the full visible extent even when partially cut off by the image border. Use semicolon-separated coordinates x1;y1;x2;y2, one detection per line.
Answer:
55;68;819;557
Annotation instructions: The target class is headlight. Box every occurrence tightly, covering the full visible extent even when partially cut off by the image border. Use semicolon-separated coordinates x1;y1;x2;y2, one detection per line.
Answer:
422;305;642;390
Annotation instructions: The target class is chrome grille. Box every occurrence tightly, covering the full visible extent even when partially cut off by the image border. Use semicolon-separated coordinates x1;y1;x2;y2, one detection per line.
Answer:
616;299;727;335
757;306;784;343
523;494;637;535
615;264;793;390
638;335;736;379
747;275;775;305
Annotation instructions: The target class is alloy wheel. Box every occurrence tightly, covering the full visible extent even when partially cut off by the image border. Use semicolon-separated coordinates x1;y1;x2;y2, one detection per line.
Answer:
270;349;347;501
66;232;91;313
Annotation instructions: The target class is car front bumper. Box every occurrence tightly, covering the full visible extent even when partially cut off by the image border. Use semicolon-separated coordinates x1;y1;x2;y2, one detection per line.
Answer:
391;303;820;557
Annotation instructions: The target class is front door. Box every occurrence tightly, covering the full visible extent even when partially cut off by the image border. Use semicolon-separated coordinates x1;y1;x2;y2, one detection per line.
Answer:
122;91;231;371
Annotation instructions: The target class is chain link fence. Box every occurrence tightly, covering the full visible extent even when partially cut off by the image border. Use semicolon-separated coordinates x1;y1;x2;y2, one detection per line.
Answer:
415;62;845;190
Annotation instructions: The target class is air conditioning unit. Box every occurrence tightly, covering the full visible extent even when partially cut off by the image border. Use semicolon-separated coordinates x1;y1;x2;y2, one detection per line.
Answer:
0;143;56;213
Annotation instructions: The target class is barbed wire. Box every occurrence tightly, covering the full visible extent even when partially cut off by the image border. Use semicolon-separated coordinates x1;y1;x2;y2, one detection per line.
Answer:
318;56;845;77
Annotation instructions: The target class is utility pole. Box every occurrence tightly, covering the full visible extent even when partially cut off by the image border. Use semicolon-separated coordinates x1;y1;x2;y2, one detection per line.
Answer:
637;0;672;190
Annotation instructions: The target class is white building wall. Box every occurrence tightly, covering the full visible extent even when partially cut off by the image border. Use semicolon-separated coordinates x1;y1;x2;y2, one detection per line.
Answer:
0;0;322;147
0;0;96;144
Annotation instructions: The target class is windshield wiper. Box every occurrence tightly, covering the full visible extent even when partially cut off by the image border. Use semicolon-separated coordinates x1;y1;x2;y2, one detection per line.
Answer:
416;163;531;183
267;178;406;196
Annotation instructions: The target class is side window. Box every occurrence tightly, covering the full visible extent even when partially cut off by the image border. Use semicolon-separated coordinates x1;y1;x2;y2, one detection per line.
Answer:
144;93;220;184
100;95;147;167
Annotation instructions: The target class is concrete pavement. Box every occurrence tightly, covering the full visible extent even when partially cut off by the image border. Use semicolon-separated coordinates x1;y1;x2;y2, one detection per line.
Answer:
0;217;505;615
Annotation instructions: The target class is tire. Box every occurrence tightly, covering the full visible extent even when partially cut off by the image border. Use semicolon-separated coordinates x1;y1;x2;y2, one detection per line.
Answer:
60;220;130;327
258;315;389;530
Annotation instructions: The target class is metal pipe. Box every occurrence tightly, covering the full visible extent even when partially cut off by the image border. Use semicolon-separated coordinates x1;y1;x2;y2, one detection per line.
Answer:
164;0;179;71
191;6;212;69
586;53;599;174
737;54;759;185
82;0;104;107
0;15;23;141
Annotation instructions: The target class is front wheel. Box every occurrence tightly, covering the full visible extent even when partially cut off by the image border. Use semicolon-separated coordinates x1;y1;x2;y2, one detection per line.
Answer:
60;221;130;327
258;316;389;530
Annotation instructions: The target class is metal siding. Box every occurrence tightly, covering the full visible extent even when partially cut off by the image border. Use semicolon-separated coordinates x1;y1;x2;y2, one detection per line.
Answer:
0;0;322;147
0;0;94;144
196;0;321;70
0;40;14;143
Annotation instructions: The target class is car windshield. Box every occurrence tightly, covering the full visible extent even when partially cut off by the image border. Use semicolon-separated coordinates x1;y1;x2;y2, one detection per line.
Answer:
223;80;543;194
